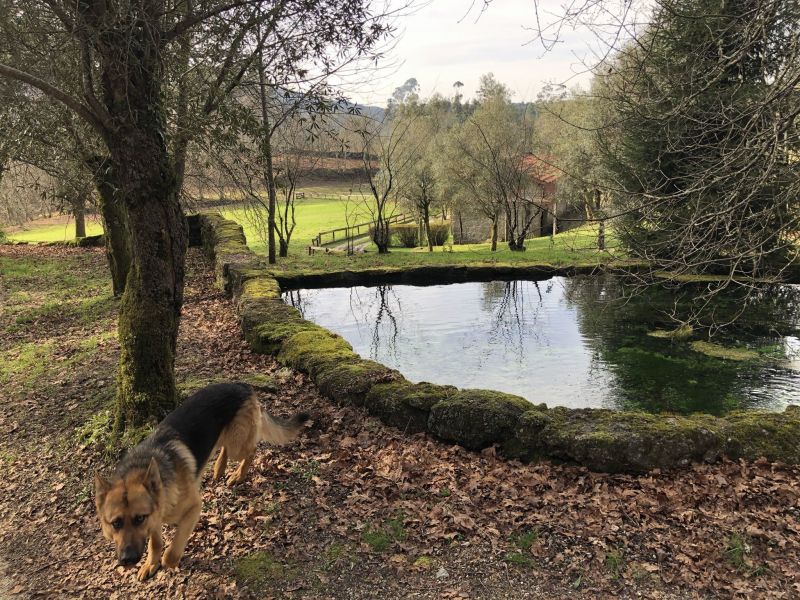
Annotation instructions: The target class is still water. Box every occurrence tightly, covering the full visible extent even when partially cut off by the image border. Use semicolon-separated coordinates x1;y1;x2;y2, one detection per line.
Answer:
283;276;800;414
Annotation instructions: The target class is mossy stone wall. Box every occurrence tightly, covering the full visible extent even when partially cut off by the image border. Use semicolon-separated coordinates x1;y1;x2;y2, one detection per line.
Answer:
198;213;800;473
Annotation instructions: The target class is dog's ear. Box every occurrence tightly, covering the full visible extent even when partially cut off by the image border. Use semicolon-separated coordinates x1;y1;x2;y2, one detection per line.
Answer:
143;457;162;497
94;472;111;513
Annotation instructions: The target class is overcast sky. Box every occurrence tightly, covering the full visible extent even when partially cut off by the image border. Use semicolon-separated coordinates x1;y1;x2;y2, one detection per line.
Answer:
350;0;602;106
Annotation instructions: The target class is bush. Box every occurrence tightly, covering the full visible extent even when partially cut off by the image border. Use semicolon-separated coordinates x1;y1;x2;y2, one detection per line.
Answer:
427;221;450;246
0;225;6;243
390;223;419;248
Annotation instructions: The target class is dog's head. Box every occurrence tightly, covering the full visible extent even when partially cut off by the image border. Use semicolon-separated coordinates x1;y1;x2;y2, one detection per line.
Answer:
94;457;162;567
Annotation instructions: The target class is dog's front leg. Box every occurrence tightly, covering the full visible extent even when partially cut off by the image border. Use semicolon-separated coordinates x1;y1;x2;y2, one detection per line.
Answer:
162;490;202;570
137;525;164;581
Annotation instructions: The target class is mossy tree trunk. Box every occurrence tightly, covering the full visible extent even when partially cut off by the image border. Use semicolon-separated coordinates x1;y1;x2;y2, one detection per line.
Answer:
93;13;187;432
110;134;186;432
94;166;133;297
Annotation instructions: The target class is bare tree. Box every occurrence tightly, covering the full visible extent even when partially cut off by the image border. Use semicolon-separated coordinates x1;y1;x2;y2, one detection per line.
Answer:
355;114;420;253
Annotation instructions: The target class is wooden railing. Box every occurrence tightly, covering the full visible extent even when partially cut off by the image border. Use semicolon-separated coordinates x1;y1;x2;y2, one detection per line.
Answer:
311;213;412;247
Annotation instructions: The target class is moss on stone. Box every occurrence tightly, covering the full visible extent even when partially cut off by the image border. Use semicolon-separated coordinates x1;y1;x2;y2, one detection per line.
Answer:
314;359;400;405
522;408;726;473
690;341;759;361
428;389;531;450
722;408;800;463
364;381;458;433
276;330;357;376
239;276;281;302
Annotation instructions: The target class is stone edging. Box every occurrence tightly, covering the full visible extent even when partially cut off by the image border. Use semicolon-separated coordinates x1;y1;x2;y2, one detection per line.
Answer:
199;213;800;473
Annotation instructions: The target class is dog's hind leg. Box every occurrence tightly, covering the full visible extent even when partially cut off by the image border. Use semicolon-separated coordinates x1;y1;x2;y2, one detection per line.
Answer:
138;523;164;581
213;446;228;480
162;488;202;570
226;451;255;486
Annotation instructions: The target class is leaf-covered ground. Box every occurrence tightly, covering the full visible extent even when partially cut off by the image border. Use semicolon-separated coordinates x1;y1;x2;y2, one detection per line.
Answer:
0;245;799;599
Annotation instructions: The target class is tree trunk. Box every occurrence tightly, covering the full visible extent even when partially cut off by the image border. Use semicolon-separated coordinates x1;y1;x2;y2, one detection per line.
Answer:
112;142;186;432
508;235;526;251
490;218;498;252
423;203;433;252
97;27;187;432
375;224;390;253
279;239;288;257
598;218;606;251
552;199;558;237
94;168;133;298
74;196;87;238
257;51;277;264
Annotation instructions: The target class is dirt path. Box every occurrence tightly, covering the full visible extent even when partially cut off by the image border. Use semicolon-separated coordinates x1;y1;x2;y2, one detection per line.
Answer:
0;246;799;599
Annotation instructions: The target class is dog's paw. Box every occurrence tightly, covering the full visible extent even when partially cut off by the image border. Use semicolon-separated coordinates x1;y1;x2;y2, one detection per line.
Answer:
137;562;160;581
226;473;246;486
161;548;182;570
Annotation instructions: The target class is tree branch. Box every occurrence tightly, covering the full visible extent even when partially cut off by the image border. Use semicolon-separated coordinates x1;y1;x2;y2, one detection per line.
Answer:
0;63;107;136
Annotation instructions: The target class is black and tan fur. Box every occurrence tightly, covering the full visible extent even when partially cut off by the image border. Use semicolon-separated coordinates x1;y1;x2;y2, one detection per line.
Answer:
94;382;308;581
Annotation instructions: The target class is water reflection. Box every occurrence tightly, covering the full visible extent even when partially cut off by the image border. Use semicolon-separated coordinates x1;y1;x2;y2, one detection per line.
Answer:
283;276;800;414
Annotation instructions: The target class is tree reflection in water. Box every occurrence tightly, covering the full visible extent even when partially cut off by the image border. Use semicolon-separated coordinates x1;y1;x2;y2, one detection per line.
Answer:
345;285;400;360
480;280;549;365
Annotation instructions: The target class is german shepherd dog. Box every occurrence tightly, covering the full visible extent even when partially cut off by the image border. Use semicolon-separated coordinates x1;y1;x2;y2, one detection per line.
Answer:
94;382;308;581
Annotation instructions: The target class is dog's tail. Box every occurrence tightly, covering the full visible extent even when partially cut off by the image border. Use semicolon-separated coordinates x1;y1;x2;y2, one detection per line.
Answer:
259;409;310;445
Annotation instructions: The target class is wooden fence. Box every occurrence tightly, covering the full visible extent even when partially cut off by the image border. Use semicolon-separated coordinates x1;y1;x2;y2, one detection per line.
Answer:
311;213;413;247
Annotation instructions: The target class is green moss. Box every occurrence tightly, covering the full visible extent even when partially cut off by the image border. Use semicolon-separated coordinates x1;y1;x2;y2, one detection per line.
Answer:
527;407;726;473
504;551;534;568
238;276;281;301
314;359;399;404
244;301;312;354
364;381;457;433
234;551;296;592
428;389;531;450
690;341;759;361
277;330;356;375
723;409;800;463
75;409;115;454
647;325;694;340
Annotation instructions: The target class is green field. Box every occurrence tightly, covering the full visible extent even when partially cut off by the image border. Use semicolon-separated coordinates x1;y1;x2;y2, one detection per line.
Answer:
5;183;621;272
7;220;104;243
220;191;377;255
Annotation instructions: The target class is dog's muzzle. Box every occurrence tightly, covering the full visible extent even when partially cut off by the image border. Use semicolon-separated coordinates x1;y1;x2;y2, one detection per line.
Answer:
118;546;141;567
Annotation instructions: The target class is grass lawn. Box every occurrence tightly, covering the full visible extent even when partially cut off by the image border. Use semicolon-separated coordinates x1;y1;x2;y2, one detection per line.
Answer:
5;183;624;274
220;190;377;256
219;184;624;274
226;206;623;275
7;219;105;242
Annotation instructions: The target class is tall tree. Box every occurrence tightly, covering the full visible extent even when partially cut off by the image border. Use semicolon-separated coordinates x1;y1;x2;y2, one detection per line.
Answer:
449;78;541;251
0;1;391;432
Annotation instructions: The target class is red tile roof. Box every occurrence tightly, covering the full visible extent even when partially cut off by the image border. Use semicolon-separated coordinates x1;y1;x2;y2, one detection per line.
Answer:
521;154;563;184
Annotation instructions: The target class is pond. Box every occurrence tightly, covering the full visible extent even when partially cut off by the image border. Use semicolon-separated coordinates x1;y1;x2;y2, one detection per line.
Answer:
282;276;800;414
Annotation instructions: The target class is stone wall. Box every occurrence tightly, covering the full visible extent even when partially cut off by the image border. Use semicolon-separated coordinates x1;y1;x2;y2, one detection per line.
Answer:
199;213;800;473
